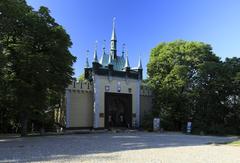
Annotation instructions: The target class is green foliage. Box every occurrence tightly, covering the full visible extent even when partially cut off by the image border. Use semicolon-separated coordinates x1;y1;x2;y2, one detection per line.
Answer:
78;74;86;82
0;0;76;135
147;40;240;135
141;112;154;131
228;140;240;146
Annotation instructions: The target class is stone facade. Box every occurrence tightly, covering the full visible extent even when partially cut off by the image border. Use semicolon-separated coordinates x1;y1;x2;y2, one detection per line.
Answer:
57;79;153;129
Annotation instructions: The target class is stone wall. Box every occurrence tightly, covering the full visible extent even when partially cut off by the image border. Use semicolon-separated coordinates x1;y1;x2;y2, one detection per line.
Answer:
140;84;153;126
60;80;153;129
92;75;141;128
65;80;93;128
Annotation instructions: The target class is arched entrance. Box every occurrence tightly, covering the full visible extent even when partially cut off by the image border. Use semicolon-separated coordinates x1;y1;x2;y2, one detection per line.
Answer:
104;92;132;128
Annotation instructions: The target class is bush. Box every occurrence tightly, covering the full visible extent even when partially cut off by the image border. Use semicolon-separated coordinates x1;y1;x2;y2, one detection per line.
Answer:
142;112;153;131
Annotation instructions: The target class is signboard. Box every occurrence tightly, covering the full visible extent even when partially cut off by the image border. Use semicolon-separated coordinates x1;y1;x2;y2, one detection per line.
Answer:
187;122;192;133
153;118;160;131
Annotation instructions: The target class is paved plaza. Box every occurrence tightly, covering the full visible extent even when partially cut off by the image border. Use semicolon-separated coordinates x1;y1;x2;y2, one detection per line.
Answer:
0;132;239;163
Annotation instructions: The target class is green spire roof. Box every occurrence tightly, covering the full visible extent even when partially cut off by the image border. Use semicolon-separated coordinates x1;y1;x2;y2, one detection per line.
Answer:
85;50;90;68
138;56;142;69
124;51;130;68
99;53;125;71
108;52;112;65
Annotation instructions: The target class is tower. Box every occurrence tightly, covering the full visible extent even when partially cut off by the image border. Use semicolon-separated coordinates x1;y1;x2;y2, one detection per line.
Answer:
82;18;144;129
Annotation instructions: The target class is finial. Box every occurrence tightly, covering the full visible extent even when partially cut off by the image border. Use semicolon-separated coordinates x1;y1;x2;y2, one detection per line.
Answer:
122;43;125;57
124;49;130;68
93;40;98;62
85;50;90;68
138;55;142;69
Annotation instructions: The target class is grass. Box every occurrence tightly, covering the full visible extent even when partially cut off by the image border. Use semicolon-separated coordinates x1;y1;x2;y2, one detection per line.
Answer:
227;140;240;146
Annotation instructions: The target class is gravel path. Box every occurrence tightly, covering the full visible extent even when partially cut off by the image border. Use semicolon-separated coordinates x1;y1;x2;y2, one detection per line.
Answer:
0;132;239;163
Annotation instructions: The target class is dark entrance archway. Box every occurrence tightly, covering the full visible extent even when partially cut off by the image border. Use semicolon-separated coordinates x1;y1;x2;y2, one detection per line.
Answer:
104;92;132;128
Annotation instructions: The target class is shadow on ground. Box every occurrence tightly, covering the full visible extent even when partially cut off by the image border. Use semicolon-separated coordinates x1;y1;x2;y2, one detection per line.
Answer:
0;132;238;162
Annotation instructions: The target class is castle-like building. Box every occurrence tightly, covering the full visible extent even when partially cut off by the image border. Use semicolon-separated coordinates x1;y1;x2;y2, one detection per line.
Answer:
55;19;153;129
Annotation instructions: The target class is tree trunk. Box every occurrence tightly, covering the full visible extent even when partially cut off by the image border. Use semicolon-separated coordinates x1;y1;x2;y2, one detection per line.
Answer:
20;113;28;136
0;110;3;133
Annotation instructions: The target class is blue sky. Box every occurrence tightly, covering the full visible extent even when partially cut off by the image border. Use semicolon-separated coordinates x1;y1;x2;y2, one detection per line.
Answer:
26;0;240;78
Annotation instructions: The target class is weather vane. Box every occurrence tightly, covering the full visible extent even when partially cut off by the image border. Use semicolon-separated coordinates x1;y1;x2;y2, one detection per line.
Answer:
122;43;125;51
86;50;89;57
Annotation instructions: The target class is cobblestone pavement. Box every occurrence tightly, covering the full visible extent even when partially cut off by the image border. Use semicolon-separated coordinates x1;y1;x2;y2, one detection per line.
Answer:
0;132;239;163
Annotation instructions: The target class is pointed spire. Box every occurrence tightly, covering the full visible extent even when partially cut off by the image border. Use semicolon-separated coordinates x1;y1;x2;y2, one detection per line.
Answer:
99;40;106;64
111;17;117;41
124;50;130;68
93;40;98;62
138;55;142;69
110;17;117;59
85;50;90;68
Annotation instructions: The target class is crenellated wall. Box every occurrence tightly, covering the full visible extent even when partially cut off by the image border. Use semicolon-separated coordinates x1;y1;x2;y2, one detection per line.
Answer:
65;80;93;129
67;80;93;91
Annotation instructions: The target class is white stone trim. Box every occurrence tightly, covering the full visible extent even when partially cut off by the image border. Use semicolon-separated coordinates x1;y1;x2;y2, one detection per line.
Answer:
93;75;100;128
98;75;138;83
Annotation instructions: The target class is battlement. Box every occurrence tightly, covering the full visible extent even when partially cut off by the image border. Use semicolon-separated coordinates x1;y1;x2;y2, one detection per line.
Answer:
66;80;152;96
66;80;93;92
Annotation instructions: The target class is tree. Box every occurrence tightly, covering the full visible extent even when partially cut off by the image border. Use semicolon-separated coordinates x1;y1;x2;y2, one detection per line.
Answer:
193;57;240;134
147;40;220;131
0;0;76;135
148;40;240;134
